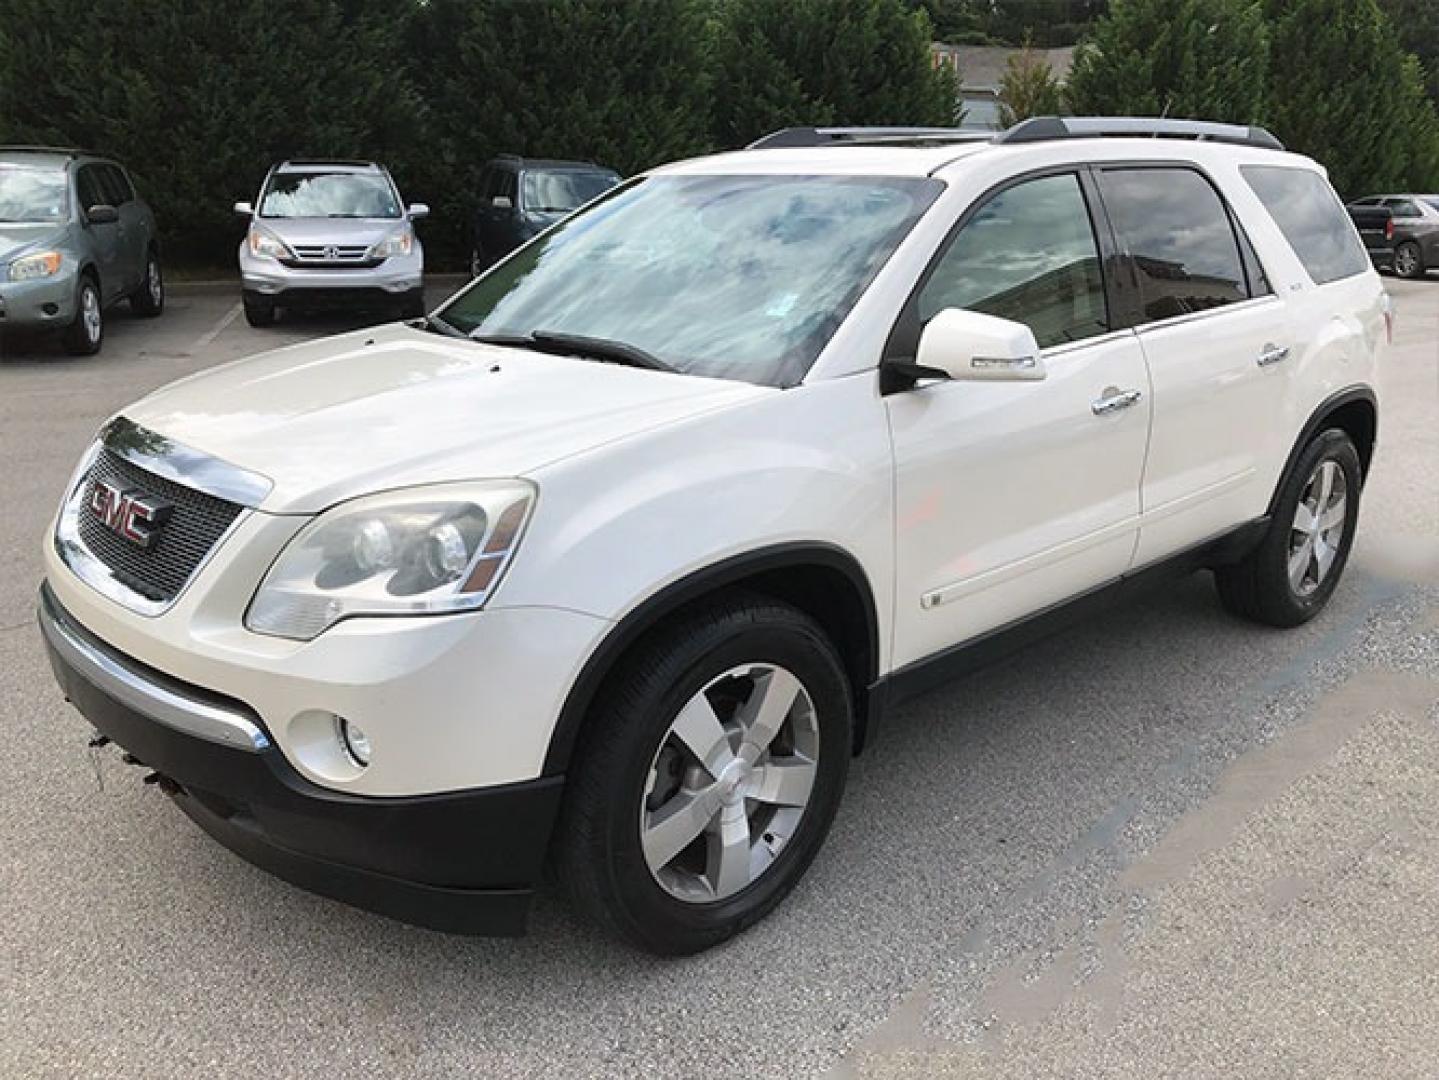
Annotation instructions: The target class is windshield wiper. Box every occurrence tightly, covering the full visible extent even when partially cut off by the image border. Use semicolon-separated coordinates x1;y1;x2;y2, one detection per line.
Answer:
412;312;469;339
530;330;676;373
469;329;676;373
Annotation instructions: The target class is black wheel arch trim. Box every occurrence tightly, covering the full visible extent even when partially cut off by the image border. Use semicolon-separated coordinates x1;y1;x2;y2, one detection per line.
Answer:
1267;386;1378;518
541;542;881;777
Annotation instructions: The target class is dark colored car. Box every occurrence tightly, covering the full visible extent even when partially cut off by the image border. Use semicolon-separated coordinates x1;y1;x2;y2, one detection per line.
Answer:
1347;194;1439;279
470;156;621;275
1347;203;1394;272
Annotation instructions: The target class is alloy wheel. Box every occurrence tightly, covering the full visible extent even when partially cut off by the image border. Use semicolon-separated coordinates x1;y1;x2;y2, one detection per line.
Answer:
640;663;820;903
1396;244;1421;278
82;285;101;345
1288;459;1347;597
147;259;163;306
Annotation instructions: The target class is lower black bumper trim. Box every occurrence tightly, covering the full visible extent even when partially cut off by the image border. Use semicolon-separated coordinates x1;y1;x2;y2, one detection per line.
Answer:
40;582;563;936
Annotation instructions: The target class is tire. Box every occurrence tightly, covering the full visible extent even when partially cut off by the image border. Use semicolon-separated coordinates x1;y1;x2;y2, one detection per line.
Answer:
555;594;852;955
399;291;426;320
1394;240;1425;279
243;294;277;327
1215;429;1362;628
62;274;103;356
129;249;164;317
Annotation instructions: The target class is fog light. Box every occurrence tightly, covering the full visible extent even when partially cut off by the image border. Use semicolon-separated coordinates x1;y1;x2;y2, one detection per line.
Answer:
338;718;371;767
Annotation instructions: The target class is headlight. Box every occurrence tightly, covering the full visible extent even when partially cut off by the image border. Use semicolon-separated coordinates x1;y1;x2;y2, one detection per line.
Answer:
245;480;535;641
370;227;414;258
9;251;62;280
247;227;290;259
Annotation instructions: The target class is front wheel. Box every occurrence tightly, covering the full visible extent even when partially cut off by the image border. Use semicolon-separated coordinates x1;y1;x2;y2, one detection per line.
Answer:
62;275;103;355
243;294;277;327
130;249;164;317
1215;429;1362;627
556;595;852;955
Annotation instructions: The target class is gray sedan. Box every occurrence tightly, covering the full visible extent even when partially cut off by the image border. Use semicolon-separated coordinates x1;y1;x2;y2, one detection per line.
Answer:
0;147;163;354
1348;193;1439;279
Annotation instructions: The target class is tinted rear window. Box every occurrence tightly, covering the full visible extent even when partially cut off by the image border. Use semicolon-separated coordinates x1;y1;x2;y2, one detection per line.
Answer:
1242;166;1368;285
1098;167;1250;323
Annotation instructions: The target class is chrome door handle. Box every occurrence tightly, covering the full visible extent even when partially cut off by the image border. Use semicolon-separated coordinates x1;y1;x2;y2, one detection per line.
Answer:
1257;343;1291;367
1091;388;1142;415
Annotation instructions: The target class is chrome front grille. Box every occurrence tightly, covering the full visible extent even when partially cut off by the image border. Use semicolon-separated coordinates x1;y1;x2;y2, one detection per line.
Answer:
285;245;379;268
55;418;270;616
74;449;244;603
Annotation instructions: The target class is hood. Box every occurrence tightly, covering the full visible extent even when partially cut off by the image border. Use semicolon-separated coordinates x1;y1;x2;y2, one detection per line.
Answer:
254;217;407;249
0;223;63;263
123;323;771;513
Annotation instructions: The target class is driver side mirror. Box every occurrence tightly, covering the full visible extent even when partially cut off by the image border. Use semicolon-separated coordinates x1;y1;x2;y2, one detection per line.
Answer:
908;308;1046;383
85;204;119;225
407;202;430;220
491;195;513;210
233;201;254;219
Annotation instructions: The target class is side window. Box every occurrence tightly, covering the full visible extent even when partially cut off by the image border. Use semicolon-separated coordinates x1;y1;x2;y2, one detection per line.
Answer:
917;172;1109;349
103;165;135;205
1099;167;1249;323
1386;198;1421;219
1233;210;1271;298
480;167;498;200
499;169;518;203
75;166;105;212
1241;165;1369;285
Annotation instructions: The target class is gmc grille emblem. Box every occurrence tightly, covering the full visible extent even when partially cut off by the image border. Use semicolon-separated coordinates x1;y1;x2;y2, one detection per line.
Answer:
89;479;173;550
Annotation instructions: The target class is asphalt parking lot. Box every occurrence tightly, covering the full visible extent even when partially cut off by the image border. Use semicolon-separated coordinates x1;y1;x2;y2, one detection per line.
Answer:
2;277;1437;1079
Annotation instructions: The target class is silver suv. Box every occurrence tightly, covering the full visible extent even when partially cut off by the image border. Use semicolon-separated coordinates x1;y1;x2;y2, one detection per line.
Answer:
0;147;164;355
234;160;428;327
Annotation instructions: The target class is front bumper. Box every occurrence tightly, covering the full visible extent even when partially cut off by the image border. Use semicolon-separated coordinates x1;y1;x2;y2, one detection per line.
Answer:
0;269;78;330
239;244;423;302
39;583;564;935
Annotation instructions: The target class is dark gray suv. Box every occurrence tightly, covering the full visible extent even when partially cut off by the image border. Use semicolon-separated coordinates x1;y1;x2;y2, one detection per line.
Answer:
0;147;163;354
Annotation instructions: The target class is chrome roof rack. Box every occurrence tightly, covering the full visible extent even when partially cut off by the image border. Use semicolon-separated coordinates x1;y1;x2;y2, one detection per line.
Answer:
995;116;1285;151
747;117;1286;153
747;126;994;150
0;145;92;158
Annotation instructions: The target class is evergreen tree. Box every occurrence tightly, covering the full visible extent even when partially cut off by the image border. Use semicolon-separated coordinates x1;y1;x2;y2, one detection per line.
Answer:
712;0;957;148
0;0;423;265
1266;0;1439;196
1377;0;1439;104
1067;0;1269;122
998;40;1065;126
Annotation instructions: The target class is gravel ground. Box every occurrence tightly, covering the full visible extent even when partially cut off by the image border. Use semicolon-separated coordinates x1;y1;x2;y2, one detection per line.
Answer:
1;276;1435;1079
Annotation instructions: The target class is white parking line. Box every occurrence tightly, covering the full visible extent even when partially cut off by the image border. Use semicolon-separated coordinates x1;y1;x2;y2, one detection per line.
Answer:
189;301;242;355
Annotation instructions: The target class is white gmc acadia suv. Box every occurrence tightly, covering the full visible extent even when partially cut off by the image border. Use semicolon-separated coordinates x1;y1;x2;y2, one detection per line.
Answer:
40;118;1386;955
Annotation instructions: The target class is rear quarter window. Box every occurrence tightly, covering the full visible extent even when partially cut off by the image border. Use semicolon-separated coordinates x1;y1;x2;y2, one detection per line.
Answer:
1241;165;1369;285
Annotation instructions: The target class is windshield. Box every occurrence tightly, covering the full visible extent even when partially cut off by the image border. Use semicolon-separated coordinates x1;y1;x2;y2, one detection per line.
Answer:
439;174;941;387
1423;197;1439;214
260;171;400;219
522;169;620;213
0;165;68;223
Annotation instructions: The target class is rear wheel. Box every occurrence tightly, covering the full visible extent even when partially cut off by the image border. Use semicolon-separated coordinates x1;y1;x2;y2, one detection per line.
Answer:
556;595;852;955
243;293;277;327
62;274;103;355
1394;240;1425;279
130;249;164;317
1215;429;1361;627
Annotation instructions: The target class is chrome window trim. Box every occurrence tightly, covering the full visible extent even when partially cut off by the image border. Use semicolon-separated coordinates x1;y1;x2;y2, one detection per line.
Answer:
99;416;273;508
1130;293;1284;336
38;587;271;752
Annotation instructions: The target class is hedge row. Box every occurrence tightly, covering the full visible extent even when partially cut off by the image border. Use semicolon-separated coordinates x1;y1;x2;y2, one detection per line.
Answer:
0;0;952;269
